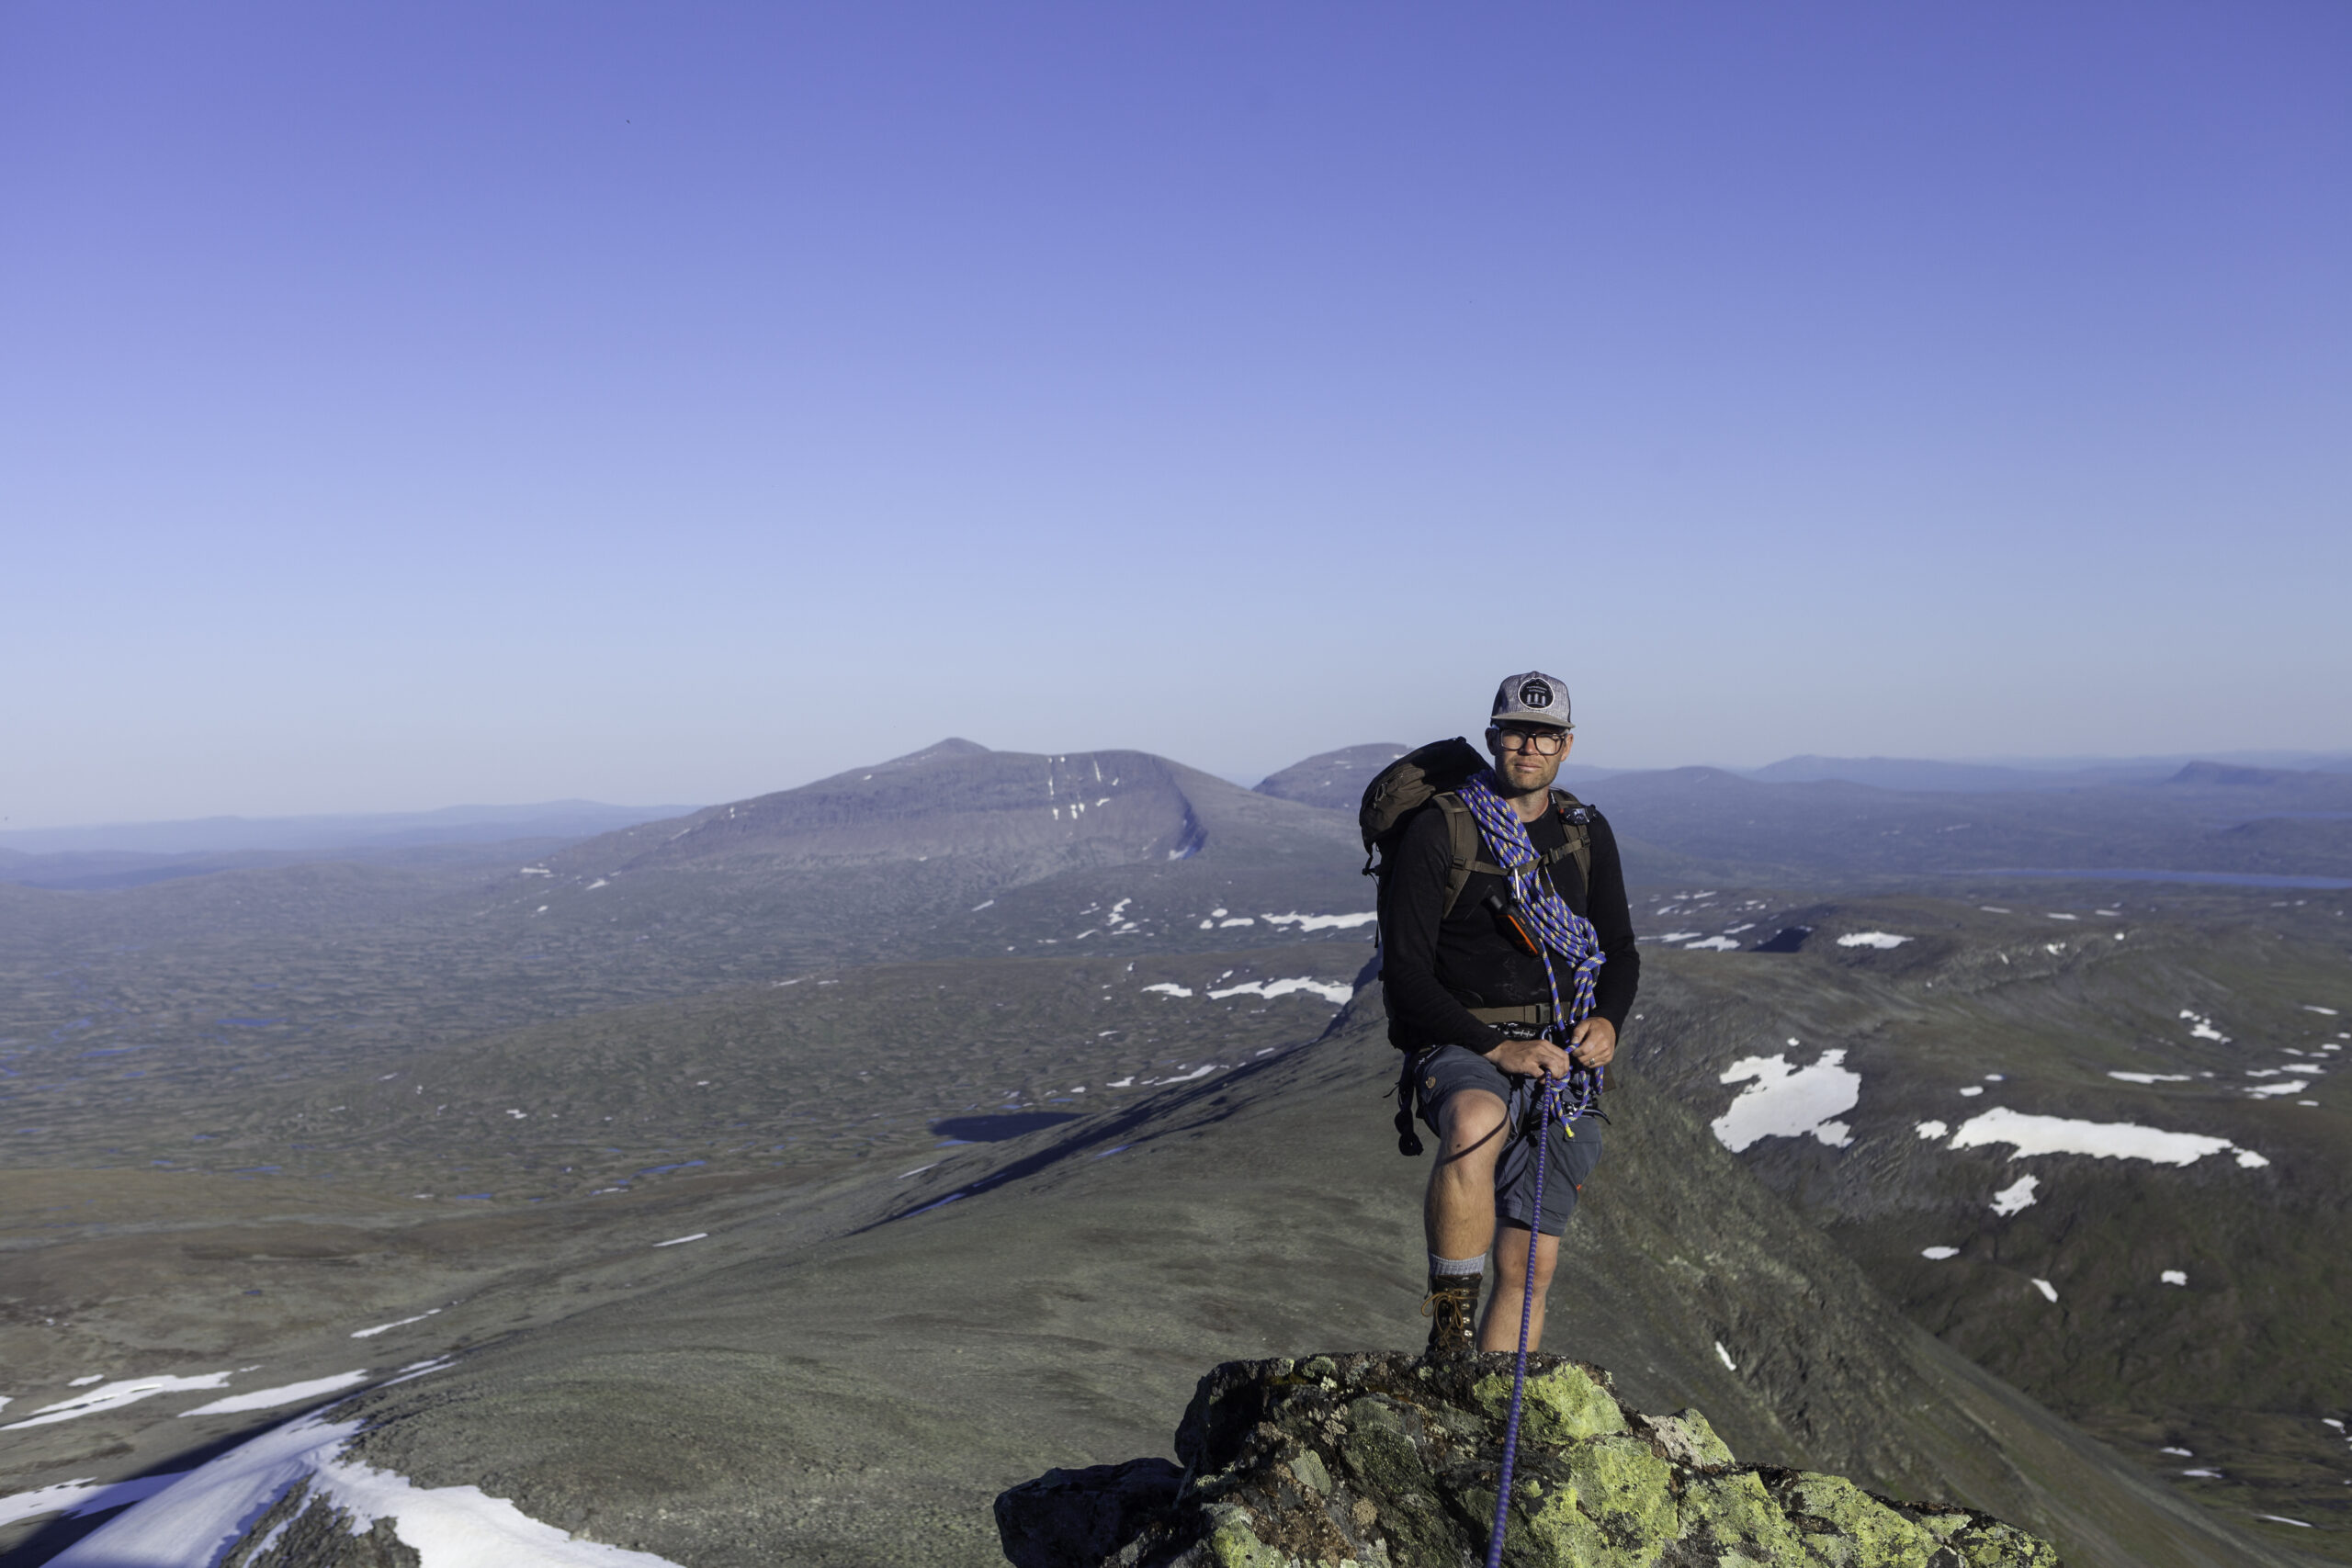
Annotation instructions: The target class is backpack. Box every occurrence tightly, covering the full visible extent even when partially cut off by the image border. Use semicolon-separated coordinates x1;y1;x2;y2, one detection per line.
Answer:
1358;738;1594;912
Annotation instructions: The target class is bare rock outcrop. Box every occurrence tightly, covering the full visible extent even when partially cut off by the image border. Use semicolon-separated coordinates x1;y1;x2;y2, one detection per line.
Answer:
997;1351;2059;1567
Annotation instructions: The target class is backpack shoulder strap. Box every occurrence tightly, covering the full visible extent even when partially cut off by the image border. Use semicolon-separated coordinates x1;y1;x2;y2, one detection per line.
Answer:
1547;789;1594;892
1433;794;1486;917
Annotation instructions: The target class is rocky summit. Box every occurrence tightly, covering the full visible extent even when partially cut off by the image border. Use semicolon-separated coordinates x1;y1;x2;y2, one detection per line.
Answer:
997;1351;2059;1568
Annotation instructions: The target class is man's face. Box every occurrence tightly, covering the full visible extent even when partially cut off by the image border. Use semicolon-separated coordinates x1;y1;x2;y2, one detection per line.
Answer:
1487;724;1573;795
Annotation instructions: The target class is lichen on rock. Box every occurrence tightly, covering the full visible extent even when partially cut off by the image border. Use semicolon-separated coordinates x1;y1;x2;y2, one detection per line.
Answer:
994;1351;2060;1568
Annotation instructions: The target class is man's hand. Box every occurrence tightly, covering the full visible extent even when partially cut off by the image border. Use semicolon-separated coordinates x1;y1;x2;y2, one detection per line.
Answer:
1487;1035;1575;1079
1569;1016;1617;1068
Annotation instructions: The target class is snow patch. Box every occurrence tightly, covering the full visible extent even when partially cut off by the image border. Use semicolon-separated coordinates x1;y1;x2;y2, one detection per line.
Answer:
1920;1247;1960;1260
1945;1107;2267;1168
1711;1048;1859;1153
2244;1080;2312;1098
2160;1269;2188;1286
1140;983;1194;998
3;1371;234;1429
1836;931;1910;950
1205;977;1353;1005
1683;936;1741;952
2108;1072;2192;1084
1914;1120;1949;1139
2031;1278;2059;1303
2179;1010;2230;1043
1260;911;1377;931
652;1233;707;1247
181;1371;370;1417
1989;1175;2040;1216
1713;1342;1737;1371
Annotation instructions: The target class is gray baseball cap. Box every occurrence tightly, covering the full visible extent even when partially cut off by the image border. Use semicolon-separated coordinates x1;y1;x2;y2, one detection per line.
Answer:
1490;671;1572;729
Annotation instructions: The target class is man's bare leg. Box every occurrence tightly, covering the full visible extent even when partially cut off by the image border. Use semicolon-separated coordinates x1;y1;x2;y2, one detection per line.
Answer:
1424;1089;1509;1259
1417;1089;1509;1353
1482;1224;1561;1351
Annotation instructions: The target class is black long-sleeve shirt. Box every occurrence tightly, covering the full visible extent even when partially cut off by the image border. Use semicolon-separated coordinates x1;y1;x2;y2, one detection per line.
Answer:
1377;797;1641;1054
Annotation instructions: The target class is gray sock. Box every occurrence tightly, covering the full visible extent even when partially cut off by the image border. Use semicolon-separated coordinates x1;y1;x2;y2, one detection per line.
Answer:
1429;1253;1485;1279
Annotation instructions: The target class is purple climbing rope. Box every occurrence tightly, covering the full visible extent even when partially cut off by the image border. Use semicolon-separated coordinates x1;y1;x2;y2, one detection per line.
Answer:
1454;771;1605;1120
1455;768;1605;1562
1484;1069;1568;1568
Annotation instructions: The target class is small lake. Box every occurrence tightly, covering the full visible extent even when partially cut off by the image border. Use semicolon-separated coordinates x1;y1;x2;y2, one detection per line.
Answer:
930;1112;1083;1143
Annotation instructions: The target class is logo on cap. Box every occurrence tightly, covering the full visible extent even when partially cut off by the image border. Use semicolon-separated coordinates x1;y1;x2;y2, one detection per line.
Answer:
1517;679;1554;710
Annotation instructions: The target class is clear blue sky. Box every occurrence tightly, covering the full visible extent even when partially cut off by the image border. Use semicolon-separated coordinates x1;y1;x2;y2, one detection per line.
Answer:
5;2;2346;827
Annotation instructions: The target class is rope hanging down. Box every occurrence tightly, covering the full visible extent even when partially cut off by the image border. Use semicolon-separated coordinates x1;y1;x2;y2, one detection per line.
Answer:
1485;1073;1571;1568
1455;769;1609;1567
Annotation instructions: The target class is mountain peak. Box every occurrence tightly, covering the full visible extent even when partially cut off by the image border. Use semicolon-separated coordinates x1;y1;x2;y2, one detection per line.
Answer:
870;737;993;773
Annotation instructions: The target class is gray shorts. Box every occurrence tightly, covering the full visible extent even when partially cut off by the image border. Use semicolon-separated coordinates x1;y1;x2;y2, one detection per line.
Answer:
1416;1044;1604;1237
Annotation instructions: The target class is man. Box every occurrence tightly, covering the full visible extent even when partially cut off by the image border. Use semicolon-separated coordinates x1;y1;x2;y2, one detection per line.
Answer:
1375;671;1642;1355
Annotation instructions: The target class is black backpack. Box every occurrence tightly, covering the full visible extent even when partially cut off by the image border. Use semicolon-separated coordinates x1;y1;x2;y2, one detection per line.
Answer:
1359;739;1597;1156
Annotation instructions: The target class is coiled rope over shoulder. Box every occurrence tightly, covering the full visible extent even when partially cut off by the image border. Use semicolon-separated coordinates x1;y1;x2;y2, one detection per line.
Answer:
1454;770;1606;1120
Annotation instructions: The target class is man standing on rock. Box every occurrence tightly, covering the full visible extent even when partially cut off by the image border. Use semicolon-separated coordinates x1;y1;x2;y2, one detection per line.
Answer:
1372;671;1641;1356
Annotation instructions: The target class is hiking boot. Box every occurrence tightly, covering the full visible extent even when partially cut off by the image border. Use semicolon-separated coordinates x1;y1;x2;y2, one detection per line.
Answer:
1420;1273;1481;1359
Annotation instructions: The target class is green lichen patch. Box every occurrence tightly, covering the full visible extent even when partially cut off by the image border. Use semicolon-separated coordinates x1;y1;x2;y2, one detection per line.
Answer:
1518;1483;1615;1568
1944;1519;2063;1568
1676;1470;1808;1562
1562;1435;1677;1552
1774;1472;1938;1566
1475;1362;1629;1445
1204;1503;1288;1568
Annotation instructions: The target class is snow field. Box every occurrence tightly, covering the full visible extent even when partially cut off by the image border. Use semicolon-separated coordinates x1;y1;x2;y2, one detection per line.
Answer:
1710;1043;1858;1152
48;1412;685;1567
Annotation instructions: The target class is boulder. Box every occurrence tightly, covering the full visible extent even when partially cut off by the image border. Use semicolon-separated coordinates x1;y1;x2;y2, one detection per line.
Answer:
996;1351;2059;1567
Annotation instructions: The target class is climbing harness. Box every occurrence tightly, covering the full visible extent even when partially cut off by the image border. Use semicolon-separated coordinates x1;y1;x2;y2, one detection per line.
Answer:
1453;768;1608;1567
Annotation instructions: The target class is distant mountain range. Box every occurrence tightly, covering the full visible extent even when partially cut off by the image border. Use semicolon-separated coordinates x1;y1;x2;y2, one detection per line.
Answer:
11;739;2352;898
1253;743;2352;884
0;798;702;857
1253;745;2352;808
0;800;705;891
